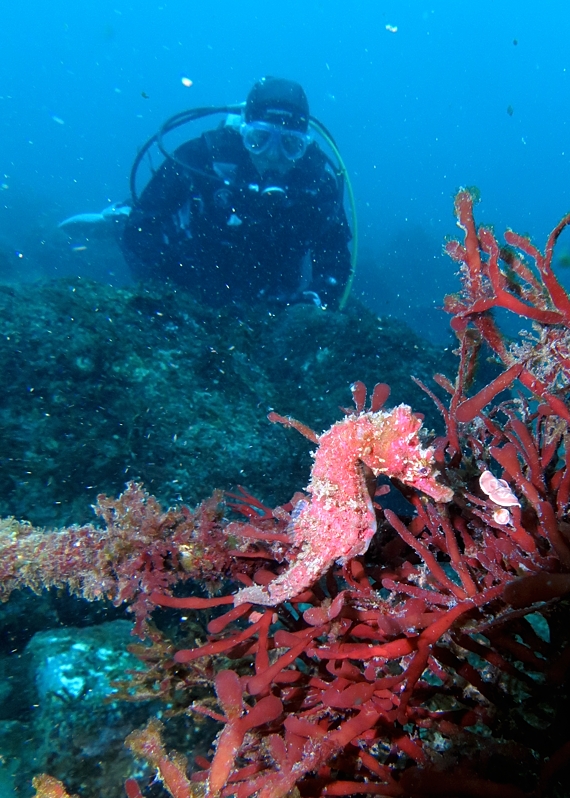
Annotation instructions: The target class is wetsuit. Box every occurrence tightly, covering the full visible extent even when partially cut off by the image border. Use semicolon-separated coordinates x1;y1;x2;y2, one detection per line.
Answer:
122;125;351;308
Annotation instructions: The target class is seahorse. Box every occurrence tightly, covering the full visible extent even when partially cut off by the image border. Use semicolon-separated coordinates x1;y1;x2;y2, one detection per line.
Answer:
234;388;453;607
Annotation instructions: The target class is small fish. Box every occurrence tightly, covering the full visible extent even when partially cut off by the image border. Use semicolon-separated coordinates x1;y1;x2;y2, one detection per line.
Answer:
141;91;149;99
507;105;514;116
181;77;193;88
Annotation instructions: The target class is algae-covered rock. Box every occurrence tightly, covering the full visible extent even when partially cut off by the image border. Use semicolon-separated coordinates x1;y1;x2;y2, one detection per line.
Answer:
13;620;154;797
0;279;455;526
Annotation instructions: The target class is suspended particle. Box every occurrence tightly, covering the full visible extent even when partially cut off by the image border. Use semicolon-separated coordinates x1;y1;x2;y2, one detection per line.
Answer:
181;76;193;88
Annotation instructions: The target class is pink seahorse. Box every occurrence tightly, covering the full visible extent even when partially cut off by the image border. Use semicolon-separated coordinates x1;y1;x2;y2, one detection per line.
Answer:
234;384;453;607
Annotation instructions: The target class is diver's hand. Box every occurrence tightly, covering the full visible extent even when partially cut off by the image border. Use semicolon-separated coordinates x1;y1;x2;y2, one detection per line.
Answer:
289;290;326;308
59;203;131;233
264;290;325;309
299;290;324;307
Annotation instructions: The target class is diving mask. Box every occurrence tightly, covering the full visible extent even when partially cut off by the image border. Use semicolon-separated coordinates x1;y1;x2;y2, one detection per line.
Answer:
240;120;310;162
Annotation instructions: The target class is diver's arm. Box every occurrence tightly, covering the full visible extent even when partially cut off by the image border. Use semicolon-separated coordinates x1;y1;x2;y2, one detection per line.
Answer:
308;203;352;309
58;138;201;243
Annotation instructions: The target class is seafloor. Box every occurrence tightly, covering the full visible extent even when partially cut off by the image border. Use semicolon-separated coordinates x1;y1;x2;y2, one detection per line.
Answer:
0;278;457;528
0;278;459;797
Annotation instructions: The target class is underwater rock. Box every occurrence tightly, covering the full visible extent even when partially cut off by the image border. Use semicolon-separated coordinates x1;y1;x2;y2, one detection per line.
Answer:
0;279;454;527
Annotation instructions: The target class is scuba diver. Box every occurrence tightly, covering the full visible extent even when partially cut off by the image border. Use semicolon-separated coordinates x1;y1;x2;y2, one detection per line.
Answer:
60;77;356;310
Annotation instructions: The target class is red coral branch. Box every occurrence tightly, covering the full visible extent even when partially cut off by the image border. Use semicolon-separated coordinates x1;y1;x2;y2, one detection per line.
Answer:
21;190;570;798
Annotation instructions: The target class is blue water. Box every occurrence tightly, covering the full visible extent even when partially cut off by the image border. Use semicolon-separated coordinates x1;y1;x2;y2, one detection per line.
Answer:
2;0;570;340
